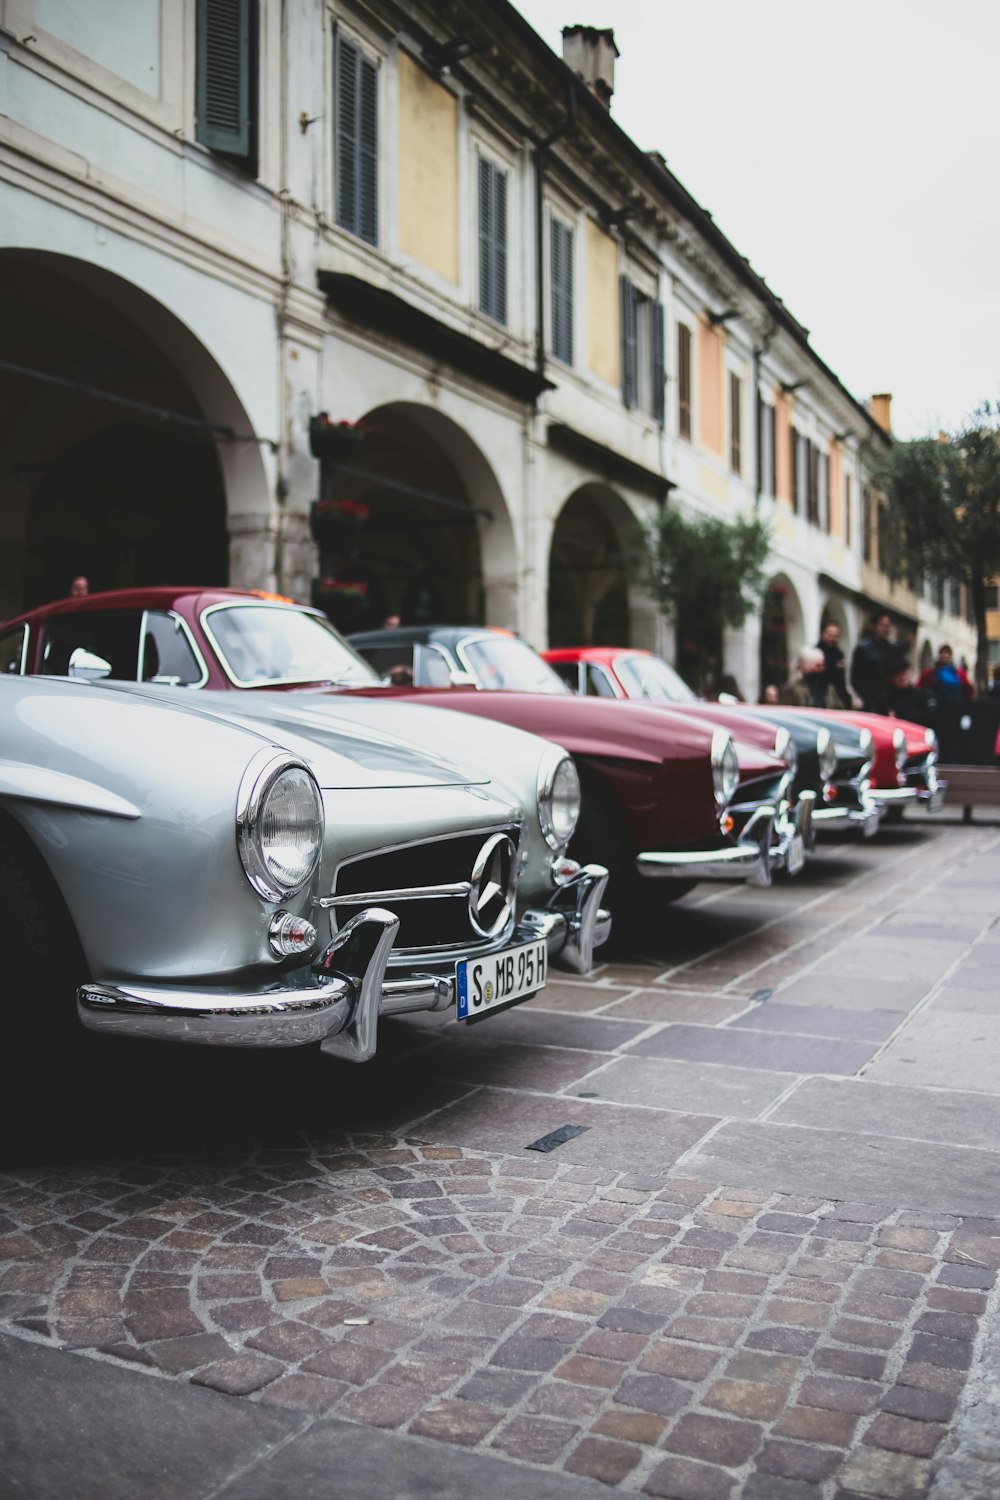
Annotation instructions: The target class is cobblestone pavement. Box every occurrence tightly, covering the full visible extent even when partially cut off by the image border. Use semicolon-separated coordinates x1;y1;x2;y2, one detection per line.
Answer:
3;812;1000;1499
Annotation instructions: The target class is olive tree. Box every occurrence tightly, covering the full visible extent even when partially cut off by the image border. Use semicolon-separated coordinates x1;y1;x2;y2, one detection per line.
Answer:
869;402;1000;689
642;507;770;695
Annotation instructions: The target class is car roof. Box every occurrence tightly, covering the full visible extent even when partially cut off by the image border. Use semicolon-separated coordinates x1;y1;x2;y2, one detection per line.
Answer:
2;587;304;630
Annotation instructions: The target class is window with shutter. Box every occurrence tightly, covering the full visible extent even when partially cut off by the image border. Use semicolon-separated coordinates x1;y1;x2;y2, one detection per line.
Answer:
478;154;508;325
729;373;742;473
651;301;665;425
678;323;692;439
790;430;800;513
620;275;637;409
196;0;258;172
335;34;379;246
844;475;853;546
550;217;574;365
807;442;820;526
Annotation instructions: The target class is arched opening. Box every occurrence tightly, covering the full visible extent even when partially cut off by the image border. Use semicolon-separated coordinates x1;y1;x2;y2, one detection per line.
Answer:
548;485;637;647
759;574;805;691
0;251;267;617
310;402;515;635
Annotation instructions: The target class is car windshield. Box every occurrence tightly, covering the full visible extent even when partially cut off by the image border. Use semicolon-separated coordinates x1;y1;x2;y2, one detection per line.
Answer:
461;636;569;693
205;605;378;687
615;654;698;703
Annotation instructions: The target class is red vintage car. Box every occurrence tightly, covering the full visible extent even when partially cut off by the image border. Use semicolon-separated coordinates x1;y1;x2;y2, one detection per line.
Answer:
1;591;792;932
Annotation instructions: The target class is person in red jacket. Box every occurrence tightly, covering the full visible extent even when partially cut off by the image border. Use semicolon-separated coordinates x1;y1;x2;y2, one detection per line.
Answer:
917;644;975;702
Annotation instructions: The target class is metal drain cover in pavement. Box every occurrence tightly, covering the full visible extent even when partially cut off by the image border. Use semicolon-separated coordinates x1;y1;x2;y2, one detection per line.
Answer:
525;1124;590;1153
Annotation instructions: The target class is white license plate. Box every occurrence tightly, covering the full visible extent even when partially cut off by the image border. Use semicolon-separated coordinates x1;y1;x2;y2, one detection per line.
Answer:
456;939;547;1020
786;834;805;876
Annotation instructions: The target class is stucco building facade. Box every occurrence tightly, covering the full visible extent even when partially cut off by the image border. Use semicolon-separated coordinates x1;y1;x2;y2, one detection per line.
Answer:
0;0;976;694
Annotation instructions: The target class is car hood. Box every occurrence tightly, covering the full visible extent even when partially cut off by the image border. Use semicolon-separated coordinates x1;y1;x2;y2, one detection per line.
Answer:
99;684;493;791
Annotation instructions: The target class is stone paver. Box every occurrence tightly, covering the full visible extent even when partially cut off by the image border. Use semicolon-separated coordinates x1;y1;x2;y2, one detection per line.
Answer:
2;811;999;1497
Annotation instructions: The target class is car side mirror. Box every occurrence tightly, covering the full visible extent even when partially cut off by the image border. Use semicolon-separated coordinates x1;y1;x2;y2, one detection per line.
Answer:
68;647;113;681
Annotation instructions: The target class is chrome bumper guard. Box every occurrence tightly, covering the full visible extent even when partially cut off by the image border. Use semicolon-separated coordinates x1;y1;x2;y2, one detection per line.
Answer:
77;865;610;1061
772;789;815;873
636;806;775;888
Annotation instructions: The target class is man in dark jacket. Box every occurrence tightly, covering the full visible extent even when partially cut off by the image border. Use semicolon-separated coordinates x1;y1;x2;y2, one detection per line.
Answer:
817;621;851;707
850;611;904;714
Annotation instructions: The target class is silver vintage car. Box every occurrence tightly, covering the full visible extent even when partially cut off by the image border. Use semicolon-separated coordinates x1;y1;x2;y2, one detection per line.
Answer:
0;676;608;1062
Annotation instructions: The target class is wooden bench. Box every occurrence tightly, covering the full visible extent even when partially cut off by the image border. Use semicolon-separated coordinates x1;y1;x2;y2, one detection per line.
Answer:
941;765;1000;820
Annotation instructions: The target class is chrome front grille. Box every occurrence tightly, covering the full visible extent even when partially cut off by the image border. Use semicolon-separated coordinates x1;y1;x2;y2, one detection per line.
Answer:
328;825;521;954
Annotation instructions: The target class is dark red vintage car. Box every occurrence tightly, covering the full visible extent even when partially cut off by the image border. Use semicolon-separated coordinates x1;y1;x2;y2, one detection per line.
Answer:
2;591;791;928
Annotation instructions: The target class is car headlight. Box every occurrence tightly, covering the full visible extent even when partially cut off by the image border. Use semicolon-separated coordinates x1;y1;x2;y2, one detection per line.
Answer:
859;728;874;761
711;729;740;806
817;727;838;782
774;728;798;778
237;748;324;902
538;749;581;849
924;727;938;750
893;728;907;771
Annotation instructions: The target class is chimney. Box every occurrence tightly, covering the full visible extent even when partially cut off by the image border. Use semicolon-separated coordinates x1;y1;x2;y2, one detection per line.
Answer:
562;25;618;109
869;393;893;434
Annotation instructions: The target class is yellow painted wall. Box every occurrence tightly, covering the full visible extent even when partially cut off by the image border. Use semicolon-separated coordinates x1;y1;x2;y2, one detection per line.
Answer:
771;507;796;544
697;465;729;504
697;321;723;455
774;389;791;506
585;220;619;386
398;51;459;283
828;442;842;536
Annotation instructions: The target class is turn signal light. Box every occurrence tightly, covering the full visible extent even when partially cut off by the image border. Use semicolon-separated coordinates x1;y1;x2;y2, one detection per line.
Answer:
268;911;318;958
722;814;735;835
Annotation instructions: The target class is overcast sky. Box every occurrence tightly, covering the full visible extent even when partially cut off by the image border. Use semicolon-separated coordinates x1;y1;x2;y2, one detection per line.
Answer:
515;0;1000;439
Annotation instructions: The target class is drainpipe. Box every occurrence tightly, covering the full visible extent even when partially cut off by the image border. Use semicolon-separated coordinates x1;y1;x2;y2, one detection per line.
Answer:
534;86;577;379
752;321;776;509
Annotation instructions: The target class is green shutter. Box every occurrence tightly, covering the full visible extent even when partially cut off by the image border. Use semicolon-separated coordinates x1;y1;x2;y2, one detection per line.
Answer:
620;275;637;408
551;218;574;364
196;0;251;156
335;34;378;245
478;155;508;325
651;300;665;424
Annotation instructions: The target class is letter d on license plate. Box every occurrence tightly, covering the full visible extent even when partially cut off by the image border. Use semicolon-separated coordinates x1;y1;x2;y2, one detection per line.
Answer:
456;939;547;1021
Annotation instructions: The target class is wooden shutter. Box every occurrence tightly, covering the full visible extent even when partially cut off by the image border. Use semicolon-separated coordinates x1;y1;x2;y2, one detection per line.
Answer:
336;34;378;245
729;372;742;472
790;430;800;512
196;0;251;157
620;275;637;408
651;300;665;424
550;217;574;364
478;155;508;325
678;323;691;438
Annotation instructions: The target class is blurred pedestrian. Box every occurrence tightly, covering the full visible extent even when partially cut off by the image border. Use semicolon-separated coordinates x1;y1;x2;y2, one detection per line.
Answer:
988;665;1000;700
69;575;89;598
917;644;974;702
780;647;843;709
817;621;850;707
850;611;903;714
761;683;780;705
888;663;934;725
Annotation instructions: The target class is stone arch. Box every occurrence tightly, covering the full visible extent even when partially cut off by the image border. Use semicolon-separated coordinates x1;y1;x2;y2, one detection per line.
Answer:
309;400;517;633
760;572;806;690
547;484;642;647
0;250;270;615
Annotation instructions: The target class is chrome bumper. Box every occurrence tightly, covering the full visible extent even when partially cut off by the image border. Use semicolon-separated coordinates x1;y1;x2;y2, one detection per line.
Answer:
812;798;885;836
78;865;611;1061
637;807;775;887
